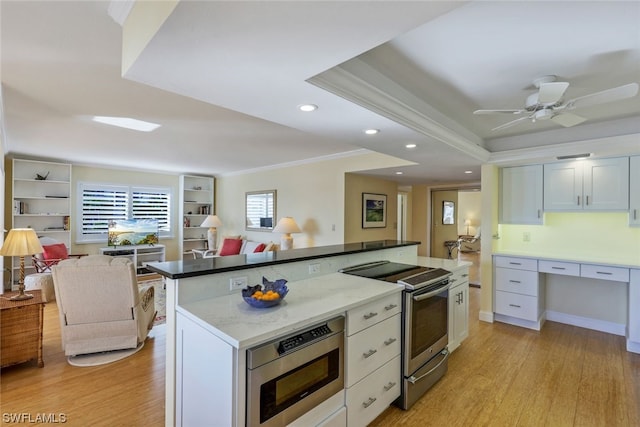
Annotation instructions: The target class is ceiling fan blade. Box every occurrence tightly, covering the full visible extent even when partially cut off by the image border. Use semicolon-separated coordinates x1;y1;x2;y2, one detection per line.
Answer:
473;109;524;115
551;113;587;127
538;82;569;104
565;83;639;109
491;115;531;131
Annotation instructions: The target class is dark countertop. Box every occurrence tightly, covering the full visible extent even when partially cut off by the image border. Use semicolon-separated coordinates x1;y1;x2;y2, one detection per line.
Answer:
146;240;420;279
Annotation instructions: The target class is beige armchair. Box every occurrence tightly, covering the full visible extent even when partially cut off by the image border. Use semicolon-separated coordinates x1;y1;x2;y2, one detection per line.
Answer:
51;255;155;357
459;231;481;253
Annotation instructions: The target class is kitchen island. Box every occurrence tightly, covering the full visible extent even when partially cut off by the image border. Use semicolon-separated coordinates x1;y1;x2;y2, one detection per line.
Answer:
147;241;470;426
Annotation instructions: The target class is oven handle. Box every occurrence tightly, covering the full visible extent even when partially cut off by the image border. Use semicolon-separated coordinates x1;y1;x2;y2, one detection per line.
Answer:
412;282;451;301
407;349;449;384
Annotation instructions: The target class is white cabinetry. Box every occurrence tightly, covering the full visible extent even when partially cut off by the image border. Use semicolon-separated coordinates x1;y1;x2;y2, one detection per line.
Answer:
179;175;214;259
448;267;469;352
629;269;640;353
500;164;543;224
10;159;71;284
493;256;545;330
544;157;629;211
345;293;402;427
630;156;640;226
100;245;165;279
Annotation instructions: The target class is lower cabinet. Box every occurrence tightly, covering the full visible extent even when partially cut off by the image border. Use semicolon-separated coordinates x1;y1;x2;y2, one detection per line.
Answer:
629;269;640;353
448;267;469;352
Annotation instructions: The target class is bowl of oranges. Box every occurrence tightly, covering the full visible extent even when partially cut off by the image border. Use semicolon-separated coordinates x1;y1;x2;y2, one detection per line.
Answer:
242;277;289;308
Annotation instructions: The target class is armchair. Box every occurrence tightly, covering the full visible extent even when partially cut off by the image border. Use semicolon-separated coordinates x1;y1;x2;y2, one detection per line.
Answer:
51;255;155;358
32;236;86;273
458;230;481;253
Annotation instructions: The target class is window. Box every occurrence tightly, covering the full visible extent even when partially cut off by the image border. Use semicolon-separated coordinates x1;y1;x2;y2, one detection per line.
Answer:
77;182;172;243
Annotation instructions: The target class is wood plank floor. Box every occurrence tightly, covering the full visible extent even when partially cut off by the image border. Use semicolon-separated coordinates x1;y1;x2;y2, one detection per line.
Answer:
2;288;638;426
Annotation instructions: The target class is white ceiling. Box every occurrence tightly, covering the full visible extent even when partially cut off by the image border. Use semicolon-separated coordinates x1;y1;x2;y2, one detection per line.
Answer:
2;1;639;185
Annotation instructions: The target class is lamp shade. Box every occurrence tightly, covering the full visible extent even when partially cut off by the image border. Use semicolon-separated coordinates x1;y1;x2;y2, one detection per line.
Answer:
273;217;301;234
464;219;471;226
200;215;222;228
0;228;43;256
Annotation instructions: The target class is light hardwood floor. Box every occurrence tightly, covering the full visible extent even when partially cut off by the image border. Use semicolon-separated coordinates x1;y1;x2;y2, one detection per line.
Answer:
2;288;639;426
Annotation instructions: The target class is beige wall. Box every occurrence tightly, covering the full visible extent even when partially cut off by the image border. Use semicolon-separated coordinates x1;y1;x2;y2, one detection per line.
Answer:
216;151;410;249
71;165;182;260
457;190;481;236
344;173;398;243
409;184;429;256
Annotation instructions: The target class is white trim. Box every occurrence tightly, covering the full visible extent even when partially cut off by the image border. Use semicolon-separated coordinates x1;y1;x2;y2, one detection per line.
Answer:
107;0;135;26
478;310;494;323
627;340;640;354
494;312;545;331
545;310;626;336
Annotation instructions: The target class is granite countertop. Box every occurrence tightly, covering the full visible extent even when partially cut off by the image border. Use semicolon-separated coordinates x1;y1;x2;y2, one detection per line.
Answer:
176;272;404;350
147;240;420;279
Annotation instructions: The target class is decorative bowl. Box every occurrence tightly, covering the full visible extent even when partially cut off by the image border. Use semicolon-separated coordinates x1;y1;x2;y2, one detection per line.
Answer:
242;277;289;308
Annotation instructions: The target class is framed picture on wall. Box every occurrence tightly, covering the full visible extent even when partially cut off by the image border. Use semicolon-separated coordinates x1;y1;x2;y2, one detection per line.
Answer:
362;193;387;228
443;201;455;225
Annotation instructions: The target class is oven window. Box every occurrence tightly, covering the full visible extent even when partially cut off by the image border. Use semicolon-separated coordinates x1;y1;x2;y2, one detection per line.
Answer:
260;348;340;423
411;290;448;358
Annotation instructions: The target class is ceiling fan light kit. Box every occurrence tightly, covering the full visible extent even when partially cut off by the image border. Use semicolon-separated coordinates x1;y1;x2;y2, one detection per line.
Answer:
474;75;639;131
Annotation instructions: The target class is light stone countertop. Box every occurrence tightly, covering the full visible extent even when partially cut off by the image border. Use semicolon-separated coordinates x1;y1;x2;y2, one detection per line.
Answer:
176;272;404;350
416;256;472;271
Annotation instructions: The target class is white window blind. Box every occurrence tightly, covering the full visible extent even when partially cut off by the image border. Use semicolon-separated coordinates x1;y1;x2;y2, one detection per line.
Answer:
77;182;172;243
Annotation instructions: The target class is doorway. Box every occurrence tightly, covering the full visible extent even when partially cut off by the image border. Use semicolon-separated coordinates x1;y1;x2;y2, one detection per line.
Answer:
430;190;458;259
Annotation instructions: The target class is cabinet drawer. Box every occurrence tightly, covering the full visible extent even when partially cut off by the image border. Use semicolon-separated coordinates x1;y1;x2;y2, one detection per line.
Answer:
495;291;539;321
346;355;401;427
581;264;630;282
346;314;401;387
495;268;539;296
347;293;401;336
449;268;470;287
494;256;537;271
539;260;580;277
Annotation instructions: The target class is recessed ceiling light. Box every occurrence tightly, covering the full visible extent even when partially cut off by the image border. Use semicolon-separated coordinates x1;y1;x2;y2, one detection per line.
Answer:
395;171;403;175
405;143;417;149
92;116;160;132
464;170;473;174
364;129;379;135
298;104;318;112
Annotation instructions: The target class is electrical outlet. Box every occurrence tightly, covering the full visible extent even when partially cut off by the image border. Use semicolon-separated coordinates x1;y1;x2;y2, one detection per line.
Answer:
230;276;248;291
309;263;321;274
523;232;531;242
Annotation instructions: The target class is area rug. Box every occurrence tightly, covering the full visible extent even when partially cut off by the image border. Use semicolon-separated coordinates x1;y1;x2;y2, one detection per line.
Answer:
140;278;166;326
67;342;144;367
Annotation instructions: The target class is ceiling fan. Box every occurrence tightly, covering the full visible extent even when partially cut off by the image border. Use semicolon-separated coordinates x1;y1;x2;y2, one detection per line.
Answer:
474;75;639;131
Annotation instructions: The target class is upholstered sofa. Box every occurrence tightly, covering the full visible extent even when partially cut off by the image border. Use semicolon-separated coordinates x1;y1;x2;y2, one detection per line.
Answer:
193;237;277;258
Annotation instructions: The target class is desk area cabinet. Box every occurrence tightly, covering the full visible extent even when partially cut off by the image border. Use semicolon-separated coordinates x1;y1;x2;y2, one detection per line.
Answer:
100;245;165;279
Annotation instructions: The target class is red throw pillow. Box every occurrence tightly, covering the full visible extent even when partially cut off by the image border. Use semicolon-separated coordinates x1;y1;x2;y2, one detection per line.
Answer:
42;243;69;260
219;238;243;256
254;243;266;253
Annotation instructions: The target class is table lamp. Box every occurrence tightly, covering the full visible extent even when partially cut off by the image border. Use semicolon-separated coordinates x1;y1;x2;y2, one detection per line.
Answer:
273;217;301;250
464;219;471;235
200;215;222;251
0;228;44;300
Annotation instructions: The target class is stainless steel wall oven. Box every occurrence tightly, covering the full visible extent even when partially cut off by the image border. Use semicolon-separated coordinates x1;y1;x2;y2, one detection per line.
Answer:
341;261;452;410
246;316;345;426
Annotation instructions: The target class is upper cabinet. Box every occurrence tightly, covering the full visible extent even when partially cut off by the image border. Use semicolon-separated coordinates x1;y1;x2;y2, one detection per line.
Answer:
630;156;640;226
544;157;629;211
179;175;215;260
500;164;543;224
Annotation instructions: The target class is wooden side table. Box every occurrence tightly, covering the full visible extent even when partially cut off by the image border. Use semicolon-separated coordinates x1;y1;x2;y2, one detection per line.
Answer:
1;290;45;368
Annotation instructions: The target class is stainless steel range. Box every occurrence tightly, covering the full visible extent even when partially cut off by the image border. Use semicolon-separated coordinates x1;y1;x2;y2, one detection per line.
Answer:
340;260;452;410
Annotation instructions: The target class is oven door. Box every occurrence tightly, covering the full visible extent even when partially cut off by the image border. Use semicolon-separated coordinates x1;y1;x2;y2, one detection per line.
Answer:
403;279;450;375
247;332;344;427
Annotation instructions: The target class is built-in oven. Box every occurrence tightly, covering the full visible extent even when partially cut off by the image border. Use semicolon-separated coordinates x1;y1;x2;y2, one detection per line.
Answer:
340;261;452;410
246;316;344;427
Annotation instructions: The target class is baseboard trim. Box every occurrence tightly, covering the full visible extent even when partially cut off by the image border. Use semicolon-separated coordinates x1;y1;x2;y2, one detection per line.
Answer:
546;310;625;336
627;340;640;354
494;312;545;331
479;310;494;323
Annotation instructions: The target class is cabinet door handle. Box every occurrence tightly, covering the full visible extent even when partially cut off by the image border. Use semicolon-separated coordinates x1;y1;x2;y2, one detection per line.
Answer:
363;312;378;320
362;397;377;408
577;195;580;206
363;349;377;359
383;381;396;391
634;209;638;220
586;195;589;206
509;280;521;284
460;291;464;304
384;304;397;311
509;304;521;308
384;337;397;346
537;209;541;218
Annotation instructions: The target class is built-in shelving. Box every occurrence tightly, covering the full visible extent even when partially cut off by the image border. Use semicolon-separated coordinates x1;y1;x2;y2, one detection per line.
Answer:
179;175;215;260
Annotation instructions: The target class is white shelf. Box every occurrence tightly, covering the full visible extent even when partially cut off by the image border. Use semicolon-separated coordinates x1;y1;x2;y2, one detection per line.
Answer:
180;175;215;261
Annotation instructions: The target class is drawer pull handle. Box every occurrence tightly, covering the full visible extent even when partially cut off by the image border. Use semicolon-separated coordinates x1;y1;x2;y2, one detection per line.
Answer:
509;280;521;284
509;304;521;308
363;312;378;320
363;349;377;359
450;278;457;283
383;381;396;391
596;271;613;275
509;262;522;265
362;397;377;408
384;304;397;311
384;338;397;346
462;273;469;278
551;267;566;270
